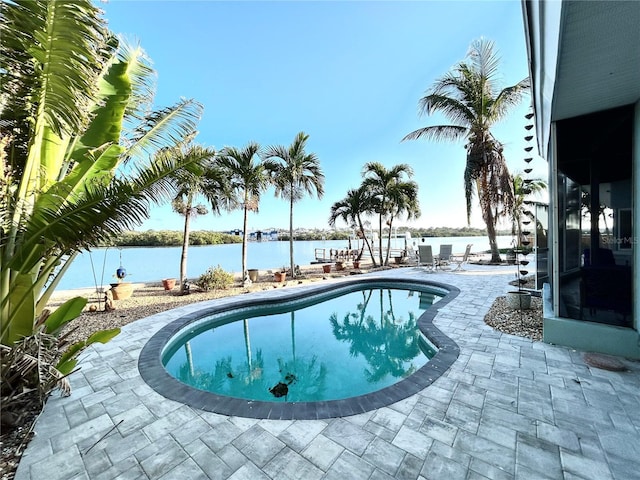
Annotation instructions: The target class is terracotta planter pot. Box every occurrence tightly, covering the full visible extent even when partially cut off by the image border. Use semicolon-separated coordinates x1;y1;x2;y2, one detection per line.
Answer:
274;272;286;282
162;278;176;291
335;262;344;271
322;264;332;273
110;282;134;300
353;261;360;269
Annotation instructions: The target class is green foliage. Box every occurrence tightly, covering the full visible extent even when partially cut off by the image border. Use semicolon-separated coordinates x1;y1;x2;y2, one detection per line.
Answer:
43;297;88;335
361;162;420;266
279;230;351;241
407;226;489;238
0;0;202;409
402;38;528;262
56;328;121;375
263;131;325;279
195;265;235;292
216;142;276;282
190;231;242;245
112;230;242;247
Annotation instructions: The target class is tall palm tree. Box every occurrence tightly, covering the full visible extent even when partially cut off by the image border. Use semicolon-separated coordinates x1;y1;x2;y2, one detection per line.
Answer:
511;173;547;247
0;0;203;389
169;144;234;293
263;132;324;279
329;187;377;266
361;162;420;266
217;143;277;285
403;38;529;263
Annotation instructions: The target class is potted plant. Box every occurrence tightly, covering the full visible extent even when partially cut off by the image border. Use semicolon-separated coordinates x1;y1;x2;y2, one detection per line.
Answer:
353;260;360;269
162;278;176;290
111;248;133;300
110;250;135;300
274;267;287;282
506;289;531;309
248;269;259;282
335;261;344;271
322;264;332;274
111;274;134;300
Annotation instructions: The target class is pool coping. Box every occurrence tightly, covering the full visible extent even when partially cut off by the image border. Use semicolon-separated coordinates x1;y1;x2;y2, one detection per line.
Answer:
138;276;460;420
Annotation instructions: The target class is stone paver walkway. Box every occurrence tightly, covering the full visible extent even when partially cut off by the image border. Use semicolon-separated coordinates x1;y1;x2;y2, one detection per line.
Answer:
15;265;640;479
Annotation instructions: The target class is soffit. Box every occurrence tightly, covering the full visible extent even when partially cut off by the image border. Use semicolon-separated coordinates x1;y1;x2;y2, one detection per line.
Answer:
552;1;640;121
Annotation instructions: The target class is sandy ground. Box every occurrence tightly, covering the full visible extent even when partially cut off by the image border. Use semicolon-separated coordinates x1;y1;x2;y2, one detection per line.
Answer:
51;261;382;345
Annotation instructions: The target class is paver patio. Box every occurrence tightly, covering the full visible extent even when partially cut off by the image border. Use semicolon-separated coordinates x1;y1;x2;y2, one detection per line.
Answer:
15;265;640;479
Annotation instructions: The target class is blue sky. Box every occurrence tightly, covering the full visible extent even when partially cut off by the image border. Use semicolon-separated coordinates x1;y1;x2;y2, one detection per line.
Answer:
102;0;545;233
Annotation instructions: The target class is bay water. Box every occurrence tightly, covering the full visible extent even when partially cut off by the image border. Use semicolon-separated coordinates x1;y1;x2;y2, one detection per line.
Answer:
55;235;513;291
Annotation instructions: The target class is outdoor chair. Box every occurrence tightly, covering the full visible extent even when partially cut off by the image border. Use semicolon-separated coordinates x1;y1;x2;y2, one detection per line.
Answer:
418;245;436;273
436;244;453;270
451;244;473;271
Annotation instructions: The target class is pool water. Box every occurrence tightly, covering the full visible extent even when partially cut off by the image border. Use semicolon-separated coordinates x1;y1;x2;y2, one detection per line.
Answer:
163;287;442;402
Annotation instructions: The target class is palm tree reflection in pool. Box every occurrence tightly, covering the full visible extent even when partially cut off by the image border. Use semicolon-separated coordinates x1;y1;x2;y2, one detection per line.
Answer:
177;317;328;401
330;288;422;383
178;350;270;399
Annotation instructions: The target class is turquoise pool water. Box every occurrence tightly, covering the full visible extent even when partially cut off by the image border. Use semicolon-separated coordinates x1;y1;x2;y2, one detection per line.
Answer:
162;286;442;402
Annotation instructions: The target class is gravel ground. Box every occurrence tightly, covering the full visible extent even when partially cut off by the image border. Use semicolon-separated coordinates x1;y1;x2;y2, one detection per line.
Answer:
1;264;542;479
483;294;543;341
54;268;354;346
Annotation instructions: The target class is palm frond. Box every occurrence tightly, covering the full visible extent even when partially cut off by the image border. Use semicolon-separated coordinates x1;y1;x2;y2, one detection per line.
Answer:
125;99;203;163
421;88;475;124
491;77;530;120
467;38;500;95
5;0;109;138
402;125;467;142
117;41;156;121
263;132;324;203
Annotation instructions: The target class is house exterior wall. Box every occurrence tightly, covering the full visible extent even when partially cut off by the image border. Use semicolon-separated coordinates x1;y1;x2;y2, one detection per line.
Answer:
523;0;640;358
541;103;640;359
634;100;640;338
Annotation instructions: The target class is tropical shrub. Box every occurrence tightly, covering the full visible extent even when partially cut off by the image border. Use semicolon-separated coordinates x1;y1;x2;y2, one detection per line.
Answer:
0;0;203;408
195;265;235;291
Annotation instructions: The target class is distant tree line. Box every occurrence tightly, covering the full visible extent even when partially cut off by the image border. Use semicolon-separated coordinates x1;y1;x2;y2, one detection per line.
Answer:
108;230;242;247
408;227;492;238
109;226;513;247
283;227;509;242
279;230;351;241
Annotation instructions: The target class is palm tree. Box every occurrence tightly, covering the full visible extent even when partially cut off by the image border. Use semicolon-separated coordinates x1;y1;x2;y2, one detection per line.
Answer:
511;173;547;247
217;143;277;285
403;38;529;263
329;187;377;266
361;162;420;266
0;0;203;396
263;132;324;279
169;144;234;293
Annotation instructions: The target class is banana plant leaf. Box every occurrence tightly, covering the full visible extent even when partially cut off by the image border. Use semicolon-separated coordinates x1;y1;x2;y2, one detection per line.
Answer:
56;328;120;375
43;297;88;336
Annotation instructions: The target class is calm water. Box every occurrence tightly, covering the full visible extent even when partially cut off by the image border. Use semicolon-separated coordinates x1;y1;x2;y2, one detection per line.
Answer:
54;235;513;291
162;286;443;402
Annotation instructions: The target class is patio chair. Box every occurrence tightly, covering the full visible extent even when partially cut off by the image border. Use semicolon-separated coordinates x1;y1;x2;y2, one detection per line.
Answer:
451;244;473;271
418;245;436;273
436;244;453;270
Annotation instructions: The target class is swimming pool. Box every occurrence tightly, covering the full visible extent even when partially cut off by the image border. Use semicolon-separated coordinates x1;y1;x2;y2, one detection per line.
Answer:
139;277;460;419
